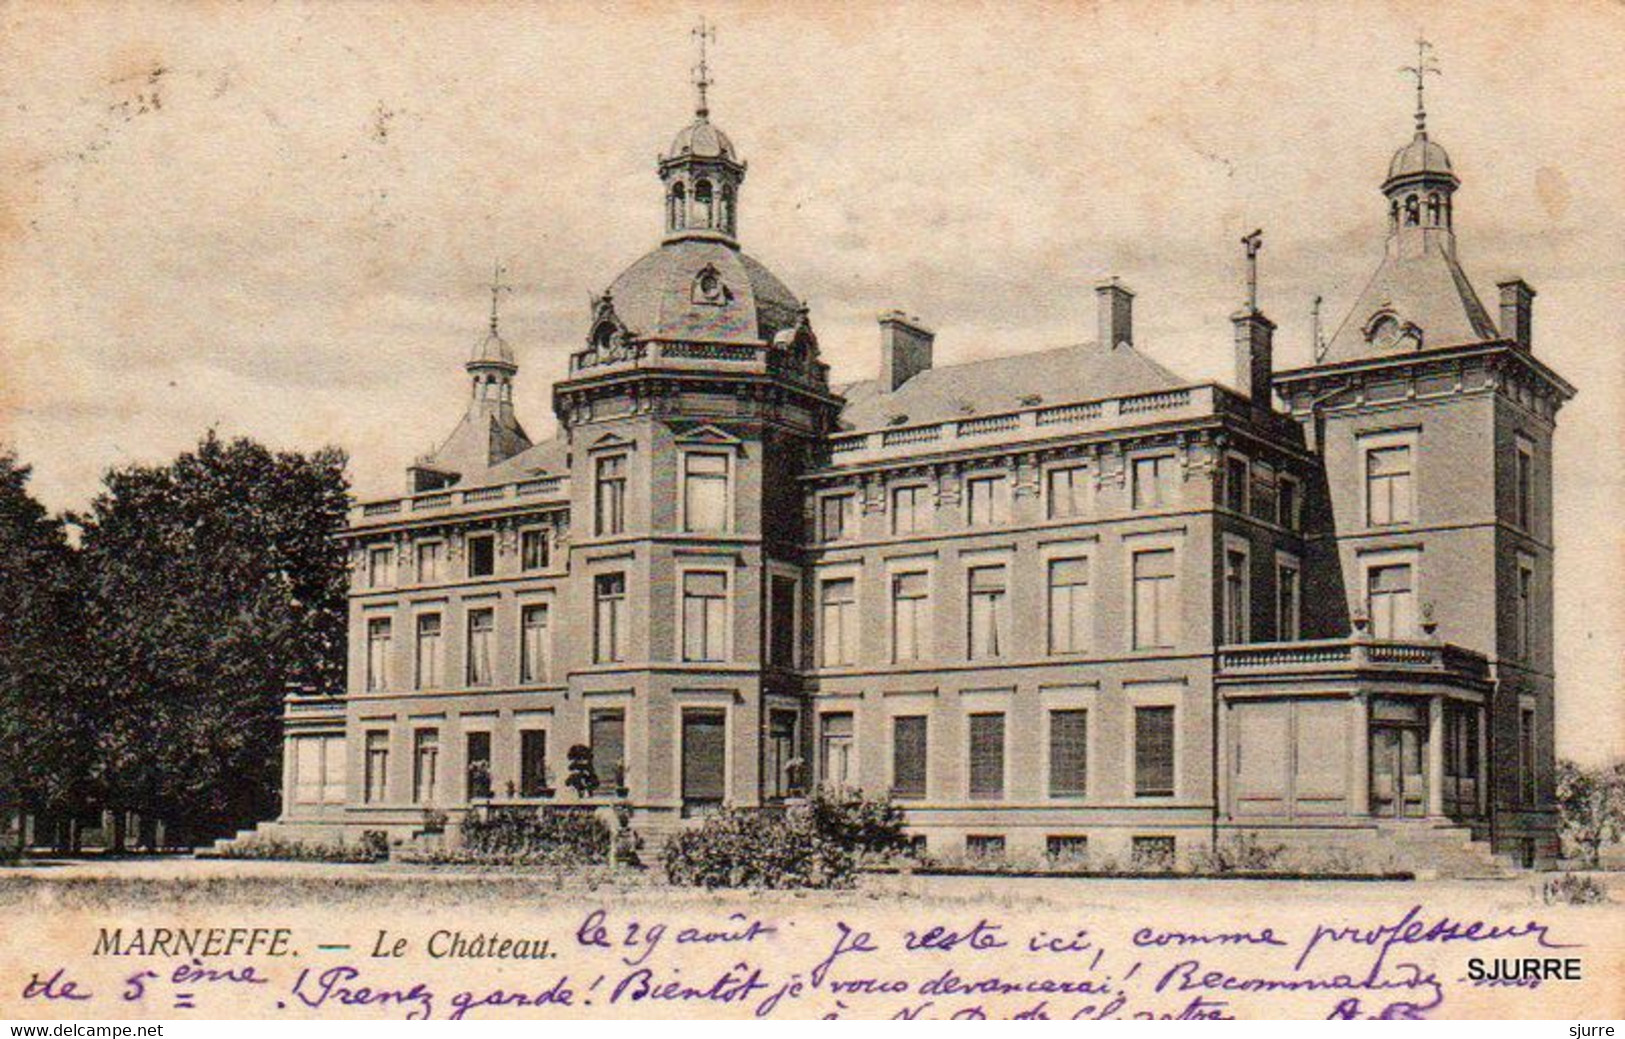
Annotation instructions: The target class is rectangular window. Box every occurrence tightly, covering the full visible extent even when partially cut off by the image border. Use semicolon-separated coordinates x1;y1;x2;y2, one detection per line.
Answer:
1277;562;1300;641
520;603;550;683
1132;549;1178;649
769;575;798;667
968;712;1006;800
519;729;548;797
966;834;1006;861
820;712;853;788
1047;465;1088;520
367;545;394;589
1134;705;1176;797
820;493;855;542
967;565;1008;659
412;729;439;804
1132;455;1176;510
890;571;929;663
891;715;928;799
465;608;494;686
820;577;857;666
1224;548;1249;645
363;731;389;804
681;708;727;811
1366;444;1414;525
590;708;626;791
366;617;392;692
466;533;495;577
1047;557;1091;654
594;573;627;663
1517;561;1535;661
1046;835;1089;865
683;452;730;533
1519;707;1537;805
416;541;442;583
1225;456;1249;513
1132;835;1176;871
891;485;927;536
1278;476;1300;531
414;613;442;689
595;455;627;536
520;528;549;571
1367;563;1415;639
465;731;492;800
966;475;1008;526
1048;709;1088;798
765;709;798;799
1516;438;1535;531
681;571;729;662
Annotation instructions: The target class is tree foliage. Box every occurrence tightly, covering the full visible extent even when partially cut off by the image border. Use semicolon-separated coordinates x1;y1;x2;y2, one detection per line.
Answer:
76;432;349;843
0;450;93;823
1556;758;1625;867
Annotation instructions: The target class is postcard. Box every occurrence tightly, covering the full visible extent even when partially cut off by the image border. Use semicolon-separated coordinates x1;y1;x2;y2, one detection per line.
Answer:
1;0;1621;1022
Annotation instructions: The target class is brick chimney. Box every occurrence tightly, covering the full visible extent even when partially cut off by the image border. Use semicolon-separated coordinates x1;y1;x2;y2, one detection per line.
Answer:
1232;307;1277;409
1096;278;1134;349
879;311;934;391
1498;279;1535;350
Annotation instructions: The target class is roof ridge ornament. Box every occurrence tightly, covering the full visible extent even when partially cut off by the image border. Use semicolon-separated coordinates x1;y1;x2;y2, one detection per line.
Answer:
691;17;716;119
1400;36;1441;136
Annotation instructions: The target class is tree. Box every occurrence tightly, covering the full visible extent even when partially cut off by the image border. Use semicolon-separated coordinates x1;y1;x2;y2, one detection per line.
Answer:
0;449;94;843
1555;758;1625;868
76;432;349;845
566;745;599;799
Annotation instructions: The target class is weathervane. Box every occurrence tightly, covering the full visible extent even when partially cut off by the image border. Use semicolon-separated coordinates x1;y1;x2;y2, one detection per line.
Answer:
489;261;512;335
692;17;716;118
1241;229;1263;311
1400;36;1441;134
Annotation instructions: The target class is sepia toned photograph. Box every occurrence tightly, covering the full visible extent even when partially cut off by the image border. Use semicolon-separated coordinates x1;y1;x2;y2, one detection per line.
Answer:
0;0;1621;1023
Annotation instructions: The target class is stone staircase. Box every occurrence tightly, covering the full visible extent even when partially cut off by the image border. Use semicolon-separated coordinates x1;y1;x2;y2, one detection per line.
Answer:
1374;821;1521;879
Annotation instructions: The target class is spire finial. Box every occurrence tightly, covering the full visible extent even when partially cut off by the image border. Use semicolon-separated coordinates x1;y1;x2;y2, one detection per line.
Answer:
1400;36;1441;135
1241;229;1263;311
691;17;716;118
488;261;512;335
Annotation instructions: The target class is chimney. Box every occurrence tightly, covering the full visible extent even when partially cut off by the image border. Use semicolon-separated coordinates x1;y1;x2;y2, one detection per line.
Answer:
878;311;934;391
1498;279;1535;350
1232;307;1277;409
1095;278;1134;349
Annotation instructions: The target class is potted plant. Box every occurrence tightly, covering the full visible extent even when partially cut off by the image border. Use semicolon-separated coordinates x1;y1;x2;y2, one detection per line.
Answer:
566;745;599;799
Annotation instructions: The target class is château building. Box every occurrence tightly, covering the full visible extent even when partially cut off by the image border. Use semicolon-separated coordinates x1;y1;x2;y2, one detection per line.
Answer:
260;58;1573;871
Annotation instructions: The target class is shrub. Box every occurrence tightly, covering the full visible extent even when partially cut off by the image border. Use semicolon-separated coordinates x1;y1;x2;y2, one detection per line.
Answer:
566;745;599;799
359;830;390;861
1541;872;1609;906
457;806;616;867
664;789;909;889
1188;833;1288;874
214;836;384;863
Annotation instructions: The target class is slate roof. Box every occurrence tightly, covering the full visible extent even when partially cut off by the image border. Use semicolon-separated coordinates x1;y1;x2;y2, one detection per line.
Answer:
837;341;1187;432
1321;238;1500;364
606;238;801;345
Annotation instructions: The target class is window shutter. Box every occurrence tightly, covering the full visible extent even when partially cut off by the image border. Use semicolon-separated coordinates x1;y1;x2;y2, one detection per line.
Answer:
968;713;1005;799
1135;706;1175;796
1048;709;1088;797
892;716;927;798
682;710;727;802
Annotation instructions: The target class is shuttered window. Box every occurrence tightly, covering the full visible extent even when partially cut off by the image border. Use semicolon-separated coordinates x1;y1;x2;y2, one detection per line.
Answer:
682;709;727;807
968;713;1006;800
892;716;928;799
1048;709;1088;798
1134;706;1175;797
590;709;626;790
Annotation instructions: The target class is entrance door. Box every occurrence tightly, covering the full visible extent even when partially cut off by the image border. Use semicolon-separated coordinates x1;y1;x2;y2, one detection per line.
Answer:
1370;723;1427;818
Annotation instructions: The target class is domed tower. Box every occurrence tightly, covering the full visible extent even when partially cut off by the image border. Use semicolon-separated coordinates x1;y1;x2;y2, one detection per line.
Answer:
1274;43;1575;865
550;24;839;832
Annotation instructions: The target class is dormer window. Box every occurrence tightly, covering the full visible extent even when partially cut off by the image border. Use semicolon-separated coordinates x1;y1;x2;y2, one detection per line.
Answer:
691;264;730;306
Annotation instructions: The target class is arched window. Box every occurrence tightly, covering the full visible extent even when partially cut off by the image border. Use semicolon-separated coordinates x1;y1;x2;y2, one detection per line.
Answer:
1443;196;1453;229
1427;193;1442;226
695;179;714;229
1389;198;1400;230
720;183;736;235
1404;194;1420;226
668;182;686;231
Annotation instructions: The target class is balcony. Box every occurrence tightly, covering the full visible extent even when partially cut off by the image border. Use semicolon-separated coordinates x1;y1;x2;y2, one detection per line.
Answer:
1216;637;1491;686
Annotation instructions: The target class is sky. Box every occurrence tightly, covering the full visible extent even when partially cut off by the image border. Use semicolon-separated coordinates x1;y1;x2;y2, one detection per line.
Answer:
1;0;1621;762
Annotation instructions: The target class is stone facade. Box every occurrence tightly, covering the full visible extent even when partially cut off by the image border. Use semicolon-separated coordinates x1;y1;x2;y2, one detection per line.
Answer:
259;79;1573;872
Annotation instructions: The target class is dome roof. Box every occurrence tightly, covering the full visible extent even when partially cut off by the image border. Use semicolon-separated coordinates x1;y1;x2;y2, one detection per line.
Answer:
665;116;737;164
468;327;514;368
605;238;800;345
1387;132;1454;181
